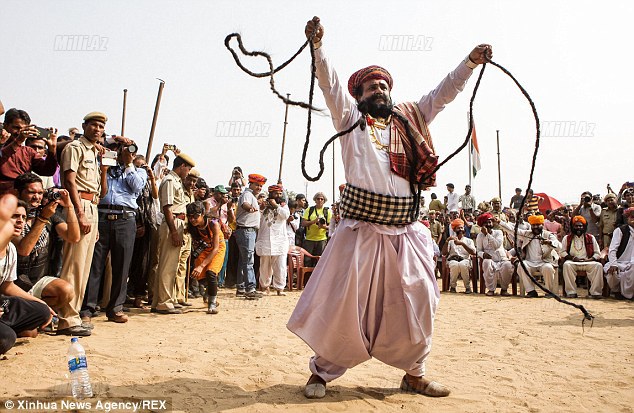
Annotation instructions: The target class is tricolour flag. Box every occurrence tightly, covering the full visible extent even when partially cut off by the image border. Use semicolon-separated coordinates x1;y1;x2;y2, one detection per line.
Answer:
470;122;481;177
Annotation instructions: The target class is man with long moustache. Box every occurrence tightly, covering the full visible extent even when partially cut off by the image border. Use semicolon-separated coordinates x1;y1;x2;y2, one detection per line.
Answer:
559;215;603;299
288;16;492;398
476;213;514;296
500;214;561;297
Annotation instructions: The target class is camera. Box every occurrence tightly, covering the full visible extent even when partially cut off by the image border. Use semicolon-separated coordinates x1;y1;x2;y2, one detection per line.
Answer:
102;150;118;167
583;196;592;203
43;188;61;202
34;126;51;140
163;144;176;151
125;143;138;153
318;217;326;225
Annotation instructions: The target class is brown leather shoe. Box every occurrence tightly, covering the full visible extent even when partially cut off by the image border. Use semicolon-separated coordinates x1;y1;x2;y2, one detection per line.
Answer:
107;312;129;323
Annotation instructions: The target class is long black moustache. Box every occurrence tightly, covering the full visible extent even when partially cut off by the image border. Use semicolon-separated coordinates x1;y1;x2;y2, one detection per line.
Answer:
357;97;394;119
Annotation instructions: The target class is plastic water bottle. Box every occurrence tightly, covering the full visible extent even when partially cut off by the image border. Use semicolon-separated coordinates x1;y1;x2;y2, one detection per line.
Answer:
67;337;93;399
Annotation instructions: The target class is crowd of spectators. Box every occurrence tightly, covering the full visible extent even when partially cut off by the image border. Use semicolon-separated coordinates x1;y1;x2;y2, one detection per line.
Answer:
0;101;631;356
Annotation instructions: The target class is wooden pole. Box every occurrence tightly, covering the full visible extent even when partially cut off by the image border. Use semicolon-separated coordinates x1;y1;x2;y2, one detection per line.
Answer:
278;94;290;183
121;89;128;136
496;130;502;200
146;79;165;160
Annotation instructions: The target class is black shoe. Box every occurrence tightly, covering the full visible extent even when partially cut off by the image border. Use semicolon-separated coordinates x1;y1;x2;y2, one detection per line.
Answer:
449;287;457;293
613;292;626;300
57;325;92;336
526;290;539;298
236;290;246;297
565;293;578;298
177;301;193;307
245;291;263;300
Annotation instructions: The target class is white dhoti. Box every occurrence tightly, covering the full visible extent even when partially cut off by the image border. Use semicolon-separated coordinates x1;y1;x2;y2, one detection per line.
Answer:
258;254;288;290
518;262;557;294
482;259;514;292
604;261;634;299
287;221;439;381
562;261;604;296
448;259;471;289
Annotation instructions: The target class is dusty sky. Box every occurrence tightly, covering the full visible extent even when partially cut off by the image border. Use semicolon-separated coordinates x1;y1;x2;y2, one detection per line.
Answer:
1;0;631;204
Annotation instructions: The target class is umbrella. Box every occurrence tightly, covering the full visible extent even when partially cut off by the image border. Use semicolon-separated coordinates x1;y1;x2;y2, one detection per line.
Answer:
533;192;563;213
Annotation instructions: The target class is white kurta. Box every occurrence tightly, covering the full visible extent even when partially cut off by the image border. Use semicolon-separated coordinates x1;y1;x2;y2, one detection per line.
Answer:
604;226;634;298
287;45;474;376
255;205;290;256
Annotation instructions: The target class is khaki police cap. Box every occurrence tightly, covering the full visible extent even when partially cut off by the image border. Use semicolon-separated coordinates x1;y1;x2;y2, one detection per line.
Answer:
83;111;108;123
176;153;196;167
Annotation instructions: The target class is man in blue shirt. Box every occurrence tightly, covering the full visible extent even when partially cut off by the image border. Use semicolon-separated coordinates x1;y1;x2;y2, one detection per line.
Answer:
80;142;147;326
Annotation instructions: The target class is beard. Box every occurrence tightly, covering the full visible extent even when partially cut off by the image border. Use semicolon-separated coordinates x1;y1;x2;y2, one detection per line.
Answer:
357;94;394;119
573;229;585;236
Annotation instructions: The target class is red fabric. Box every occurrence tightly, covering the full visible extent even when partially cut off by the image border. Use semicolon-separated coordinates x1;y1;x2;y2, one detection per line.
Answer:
267;184;283;192
477;212;493;227
0;145;58;193
248;174;266;184
566;233;595;259
348;65;393;97
389;102;438;188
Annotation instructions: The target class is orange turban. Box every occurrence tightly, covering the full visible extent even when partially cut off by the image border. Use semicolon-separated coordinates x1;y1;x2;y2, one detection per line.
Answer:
571;215;587;225
267;184;283;193
527;214;545;225
348;65;393;97
451;218;464;230
248;174;266;184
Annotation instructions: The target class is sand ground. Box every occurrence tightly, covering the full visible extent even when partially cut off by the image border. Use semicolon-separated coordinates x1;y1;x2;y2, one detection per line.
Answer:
2;289;633;413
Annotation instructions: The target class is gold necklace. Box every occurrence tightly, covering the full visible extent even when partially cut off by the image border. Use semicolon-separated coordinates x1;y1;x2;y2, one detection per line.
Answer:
367;115;391;152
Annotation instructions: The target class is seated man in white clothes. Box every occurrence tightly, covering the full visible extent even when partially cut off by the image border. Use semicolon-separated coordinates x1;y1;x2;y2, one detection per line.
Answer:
500;214;561;298
559;215;603;299
476;213;514;296
604;207;634;299
442;219;475;294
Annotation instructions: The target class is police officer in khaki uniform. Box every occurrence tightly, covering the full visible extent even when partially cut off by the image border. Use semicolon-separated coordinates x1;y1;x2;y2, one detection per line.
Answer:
173;167;198;307
599;193;618;249
56;111;105;336
151;153;195;314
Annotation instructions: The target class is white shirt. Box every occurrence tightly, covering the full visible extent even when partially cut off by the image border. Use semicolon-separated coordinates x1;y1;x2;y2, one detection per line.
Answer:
255;205;290;256
314;46;473;235
560;234;600;260
0;243;17;285
236;189;260;228
500;221;561;263
446;192;460;212
607;225;634;264
476;229;508;262
447;236;475;260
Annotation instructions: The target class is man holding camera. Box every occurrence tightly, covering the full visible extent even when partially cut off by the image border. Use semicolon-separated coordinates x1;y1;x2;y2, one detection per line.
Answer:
256;185;289;295
80;140;147;325
301;192;332;267
0;108;58;194
56;111;106;336
12;173;78;312
573;191;601;239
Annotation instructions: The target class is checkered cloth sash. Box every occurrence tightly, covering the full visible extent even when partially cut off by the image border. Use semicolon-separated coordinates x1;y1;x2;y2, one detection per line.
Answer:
389;102;438;189
339;183;417;226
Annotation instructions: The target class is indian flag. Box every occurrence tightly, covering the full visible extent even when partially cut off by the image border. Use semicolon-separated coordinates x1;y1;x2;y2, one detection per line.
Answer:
470;122;481;177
